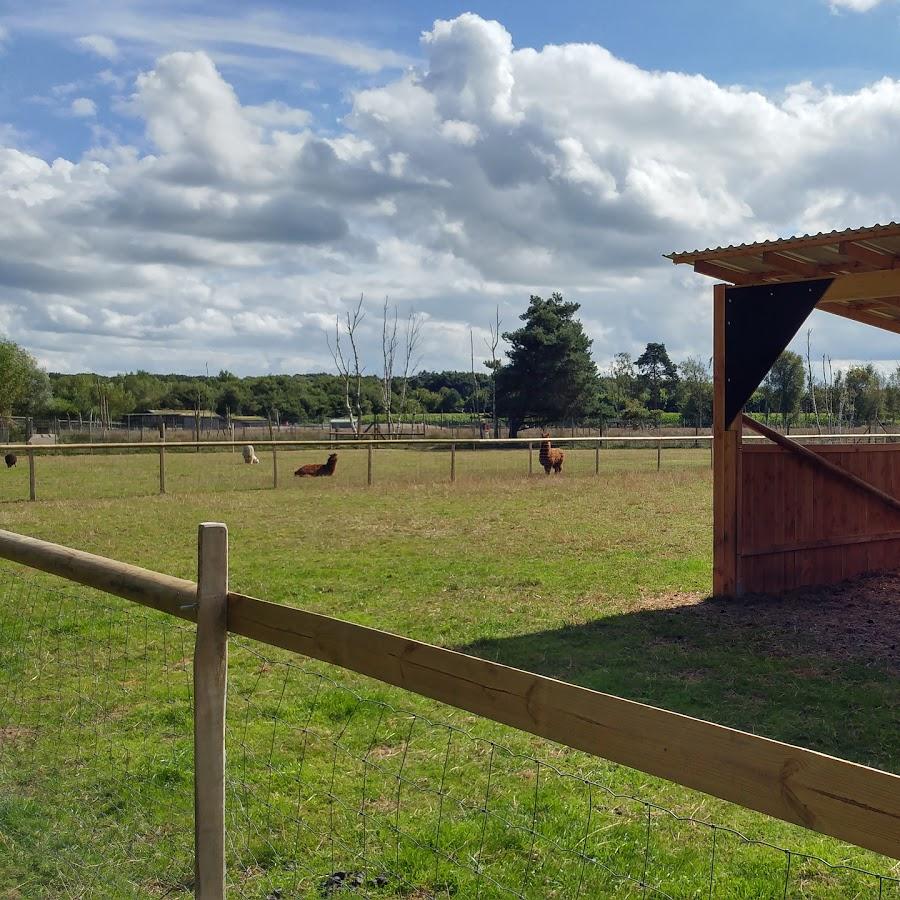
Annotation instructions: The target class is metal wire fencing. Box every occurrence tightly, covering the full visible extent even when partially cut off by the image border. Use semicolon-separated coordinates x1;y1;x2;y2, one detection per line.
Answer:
222;637;900;899
0;440;715;504
2;565;900;898
0;567;196;896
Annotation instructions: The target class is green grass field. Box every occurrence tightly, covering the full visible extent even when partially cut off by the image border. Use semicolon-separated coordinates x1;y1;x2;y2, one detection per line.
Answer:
1;448;898;897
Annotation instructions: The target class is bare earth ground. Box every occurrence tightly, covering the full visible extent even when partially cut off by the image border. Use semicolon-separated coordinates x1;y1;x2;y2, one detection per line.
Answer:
639;571;900;672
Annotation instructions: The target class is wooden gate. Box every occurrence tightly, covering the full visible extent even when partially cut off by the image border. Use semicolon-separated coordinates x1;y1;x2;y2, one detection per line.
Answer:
739;436;900;593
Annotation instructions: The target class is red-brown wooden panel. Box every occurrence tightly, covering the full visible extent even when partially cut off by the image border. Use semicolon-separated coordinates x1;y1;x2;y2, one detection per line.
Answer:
738;443;900;593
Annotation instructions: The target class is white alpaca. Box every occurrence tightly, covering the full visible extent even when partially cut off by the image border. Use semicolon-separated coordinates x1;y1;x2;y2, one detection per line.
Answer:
242;445;260;465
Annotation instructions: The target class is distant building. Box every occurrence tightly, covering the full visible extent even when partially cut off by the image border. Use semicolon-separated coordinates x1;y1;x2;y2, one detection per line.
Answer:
142;410;225;431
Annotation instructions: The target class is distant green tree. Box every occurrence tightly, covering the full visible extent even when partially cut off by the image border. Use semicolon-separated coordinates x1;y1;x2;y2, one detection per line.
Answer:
678;356;712;427
763;351;806;428
607;352;637;415
495;293;599;437
436;387;464;412
845;364;883;426
0;339;50;418
635;342;679;411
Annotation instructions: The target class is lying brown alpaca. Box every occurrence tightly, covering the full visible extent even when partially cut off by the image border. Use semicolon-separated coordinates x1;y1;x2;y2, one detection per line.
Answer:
539;432;564;474
4;453;16;469
294;453;338;477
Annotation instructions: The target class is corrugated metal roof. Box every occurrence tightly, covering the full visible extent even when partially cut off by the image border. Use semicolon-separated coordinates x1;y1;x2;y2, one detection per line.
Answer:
666;221;900;262
665;221;900;336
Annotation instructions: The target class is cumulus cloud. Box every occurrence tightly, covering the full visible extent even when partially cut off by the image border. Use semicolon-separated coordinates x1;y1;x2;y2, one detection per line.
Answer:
76;33;119;60
70;97;97;117
829;0;888;10
2;16;900;375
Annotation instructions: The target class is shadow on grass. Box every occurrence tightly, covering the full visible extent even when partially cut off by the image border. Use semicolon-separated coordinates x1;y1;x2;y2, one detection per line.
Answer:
459;573;900;772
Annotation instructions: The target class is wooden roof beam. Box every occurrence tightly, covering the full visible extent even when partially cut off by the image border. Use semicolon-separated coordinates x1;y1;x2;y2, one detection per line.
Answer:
818;302;900;335
760;251;820;278
692;260;753;285
839;240;899;269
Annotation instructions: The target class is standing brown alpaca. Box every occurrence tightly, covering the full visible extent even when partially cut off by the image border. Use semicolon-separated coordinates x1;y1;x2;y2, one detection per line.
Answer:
294;453;338;477
538;432;564;474
4;453;16;468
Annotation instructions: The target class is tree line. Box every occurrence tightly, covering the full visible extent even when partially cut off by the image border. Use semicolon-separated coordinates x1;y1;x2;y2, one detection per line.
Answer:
0;296;896;432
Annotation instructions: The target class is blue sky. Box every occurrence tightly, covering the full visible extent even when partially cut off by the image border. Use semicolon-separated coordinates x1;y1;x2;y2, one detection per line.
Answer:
1;0;899;374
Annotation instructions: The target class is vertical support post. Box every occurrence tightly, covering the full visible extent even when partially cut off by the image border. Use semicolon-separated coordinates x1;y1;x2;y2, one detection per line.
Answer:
657;442;662;471
159;423;167;495
194;522;228;900
28;450;36;501
367;442;373;486
595;440;600;475
272;444;278;489
713;283;741;596
528;442;533;476
450;443;456;483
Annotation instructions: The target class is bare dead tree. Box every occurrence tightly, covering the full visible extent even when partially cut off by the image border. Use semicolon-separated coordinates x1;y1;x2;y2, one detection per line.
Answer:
326;295;365;436
484;306;502;438
469;328;481;418
806;329;821;434
381;298;399;437
397;310;423;436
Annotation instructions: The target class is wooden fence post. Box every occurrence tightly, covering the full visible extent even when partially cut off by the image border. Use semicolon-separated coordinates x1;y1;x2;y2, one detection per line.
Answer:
367;442;373;486
528;442;533;476
595;440;600;476
272;444;278;489
158;424;167;495
657;442;662;471
194;522;228;900
450;443;456;483
28;450;35;501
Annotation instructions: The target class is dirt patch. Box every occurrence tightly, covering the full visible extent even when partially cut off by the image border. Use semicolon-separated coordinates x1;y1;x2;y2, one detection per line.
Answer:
0;725;36;745
639;570;900;671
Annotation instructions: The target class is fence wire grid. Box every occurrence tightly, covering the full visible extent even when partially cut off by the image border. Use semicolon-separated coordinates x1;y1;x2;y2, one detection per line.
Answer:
1;567;899;898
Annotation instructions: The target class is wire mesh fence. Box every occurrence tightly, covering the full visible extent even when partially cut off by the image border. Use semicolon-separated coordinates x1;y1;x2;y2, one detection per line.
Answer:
223;638;900;899
0;442;714;504
3;564;899;898
0;567;196;896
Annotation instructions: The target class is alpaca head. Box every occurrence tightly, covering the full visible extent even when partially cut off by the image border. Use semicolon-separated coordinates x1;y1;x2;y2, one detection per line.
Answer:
327;453;338;467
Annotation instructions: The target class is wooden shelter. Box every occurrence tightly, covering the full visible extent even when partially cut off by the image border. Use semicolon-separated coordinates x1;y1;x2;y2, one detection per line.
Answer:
667;222;900;595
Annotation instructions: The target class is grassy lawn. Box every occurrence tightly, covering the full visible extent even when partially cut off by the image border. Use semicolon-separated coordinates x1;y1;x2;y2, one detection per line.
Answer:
1;448;898;897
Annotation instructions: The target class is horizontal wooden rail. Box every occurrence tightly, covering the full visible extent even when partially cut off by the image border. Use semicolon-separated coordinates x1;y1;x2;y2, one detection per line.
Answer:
742;415;900;516
741;529;900;558
0;436;716;451
1;527;899;859
3;433;900;454
0;529;197;622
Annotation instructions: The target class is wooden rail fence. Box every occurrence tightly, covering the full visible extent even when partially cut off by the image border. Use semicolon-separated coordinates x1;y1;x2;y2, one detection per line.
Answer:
0;525;899;892
5;432;900;501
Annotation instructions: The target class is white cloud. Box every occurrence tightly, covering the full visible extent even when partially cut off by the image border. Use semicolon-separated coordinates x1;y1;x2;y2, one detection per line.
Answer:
3;17;900;375
7;4;413;73
244;100;310;130
76;33;119;60
70;97;97;117
829;0;888;10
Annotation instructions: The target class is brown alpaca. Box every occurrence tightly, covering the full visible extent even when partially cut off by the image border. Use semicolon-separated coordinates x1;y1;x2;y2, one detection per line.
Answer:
294;453;338;477
4;453;16;469
539;432;564;474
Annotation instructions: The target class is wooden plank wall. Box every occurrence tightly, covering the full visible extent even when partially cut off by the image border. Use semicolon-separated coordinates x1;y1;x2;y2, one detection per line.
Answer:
739;443;900;593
